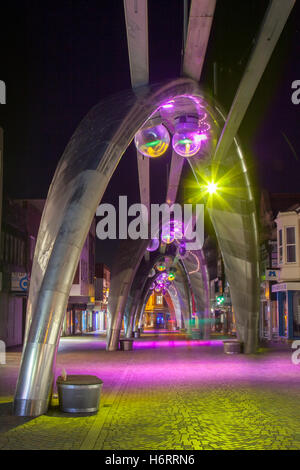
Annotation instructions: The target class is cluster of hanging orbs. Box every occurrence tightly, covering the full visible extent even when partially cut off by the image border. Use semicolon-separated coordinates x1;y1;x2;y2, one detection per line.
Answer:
134;99;211;159
148;258;177;295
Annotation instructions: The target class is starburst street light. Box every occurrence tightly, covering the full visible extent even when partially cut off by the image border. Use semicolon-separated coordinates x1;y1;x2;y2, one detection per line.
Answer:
206;181;218;194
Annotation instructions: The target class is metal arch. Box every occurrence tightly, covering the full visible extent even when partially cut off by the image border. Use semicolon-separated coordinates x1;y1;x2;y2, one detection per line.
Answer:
12;0;295;417
0;128;3;248
124;0;149;88
163;291;178;327
182;0;216;82
128;252;176;335
106;237;150;349
167;285;183;329
172;262;192;331
179;249;210;339
13;78;202;416
213;0;296;165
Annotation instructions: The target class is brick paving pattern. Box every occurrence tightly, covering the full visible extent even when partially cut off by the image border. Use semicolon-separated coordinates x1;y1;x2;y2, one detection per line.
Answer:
0;332;300;450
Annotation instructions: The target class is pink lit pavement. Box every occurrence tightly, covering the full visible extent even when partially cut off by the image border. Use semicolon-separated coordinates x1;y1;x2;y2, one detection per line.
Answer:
0;330;300;450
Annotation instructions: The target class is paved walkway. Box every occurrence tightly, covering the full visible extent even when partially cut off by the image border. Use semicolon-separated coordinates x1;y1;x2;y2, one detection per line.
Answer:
0;332;300;450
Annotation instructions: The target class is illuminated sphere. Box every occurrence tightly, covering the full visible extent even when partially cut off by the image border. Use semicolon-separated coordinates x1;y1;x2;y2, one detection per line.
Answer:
147;238;160;252
168;272;176;281
156;261;166;272
134;124;170;158
172;130;208;157
161;231;175;245
154;284;162;293
158;272;168;281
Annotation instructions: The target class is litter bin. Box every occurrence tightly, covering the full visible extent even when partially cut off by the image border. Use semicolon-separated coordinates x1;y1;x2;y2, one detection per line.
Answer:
57;375;103;413
119;338;134;351
223;340;242;355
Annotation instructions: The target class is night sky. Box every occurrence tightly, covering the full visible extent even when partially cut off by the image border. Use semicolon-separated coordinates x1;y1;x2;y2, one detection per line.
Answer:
0;0;299;266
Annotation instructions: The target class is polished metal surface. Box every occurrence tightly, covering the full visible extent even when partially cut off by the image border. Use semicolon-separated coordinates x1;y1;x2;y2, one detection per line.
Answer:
124;0;149;88
14;79;204;416
13;79;260;415
182;0;216;81
57;375;103;413
106;238;149;350
223;341;242;355
0;128;3;248
213;0;296;165
119;339;134;351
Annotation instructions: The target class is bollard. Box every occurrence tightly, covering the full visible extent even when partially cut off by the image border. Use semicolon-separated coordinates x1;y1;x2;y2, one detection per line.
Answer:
223;340;242;355
119;338;134;351
56;375;103;413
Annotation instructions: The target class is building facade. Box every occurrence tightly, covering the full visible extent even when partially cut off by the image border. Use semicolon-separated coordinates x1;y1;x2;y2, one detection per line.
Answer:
0;197;98;344
259;191;300;342
61;218;97;336
272;206;300;340
0;199;44;346
144;292;170;329
93;263;110;332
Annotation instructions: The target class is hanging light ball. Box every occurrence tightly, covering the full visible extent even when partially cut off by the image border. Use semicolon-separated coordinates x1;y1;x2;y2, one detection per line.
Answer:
168;272;176;281
157;272;168;282
161;231;175;245
172;116;208;158
134;123;170;158
156;261;166;272
154;284;162;293
147;238;160;252
168;268;176;281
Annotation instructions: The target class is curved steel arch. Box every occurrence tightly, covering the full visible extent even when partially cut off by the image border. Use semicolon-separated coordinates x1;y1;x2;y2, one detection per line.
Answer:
13;78;259;416
13;78;201;416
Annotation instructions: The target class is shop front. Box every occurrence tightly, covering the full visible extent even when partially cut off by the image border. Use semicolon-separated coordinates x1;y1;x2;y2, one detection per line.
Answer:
272;283;300;339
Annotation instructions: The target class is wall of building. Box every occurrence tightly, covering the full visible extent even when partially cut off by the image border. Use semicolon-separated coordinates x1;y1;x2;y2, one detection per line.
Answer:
0;293;24;347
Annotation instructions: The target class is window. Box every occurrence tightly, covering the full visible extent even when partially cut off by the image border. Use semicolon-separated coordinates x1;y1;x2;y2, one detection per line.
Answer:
279;229;283;264
286;226;296;263
156;295;163;305
271;242;278;268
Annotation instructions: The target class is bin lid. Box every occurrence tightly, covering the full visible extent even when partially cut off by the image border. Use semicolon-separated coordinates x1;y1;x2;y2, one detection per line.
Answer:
56;375;103;385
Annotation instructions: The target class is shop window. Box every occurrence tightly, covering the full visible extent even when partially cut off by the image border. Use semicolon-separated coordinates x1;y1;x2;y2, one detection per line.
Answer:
286;227;296;263
271;244;278;268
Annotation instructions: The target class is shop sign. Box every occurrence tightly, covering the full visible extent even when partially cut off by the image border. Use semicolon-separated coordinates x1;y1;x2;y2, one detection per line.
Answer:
11;273;29;292
272;283;287;293
265;269;279;281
